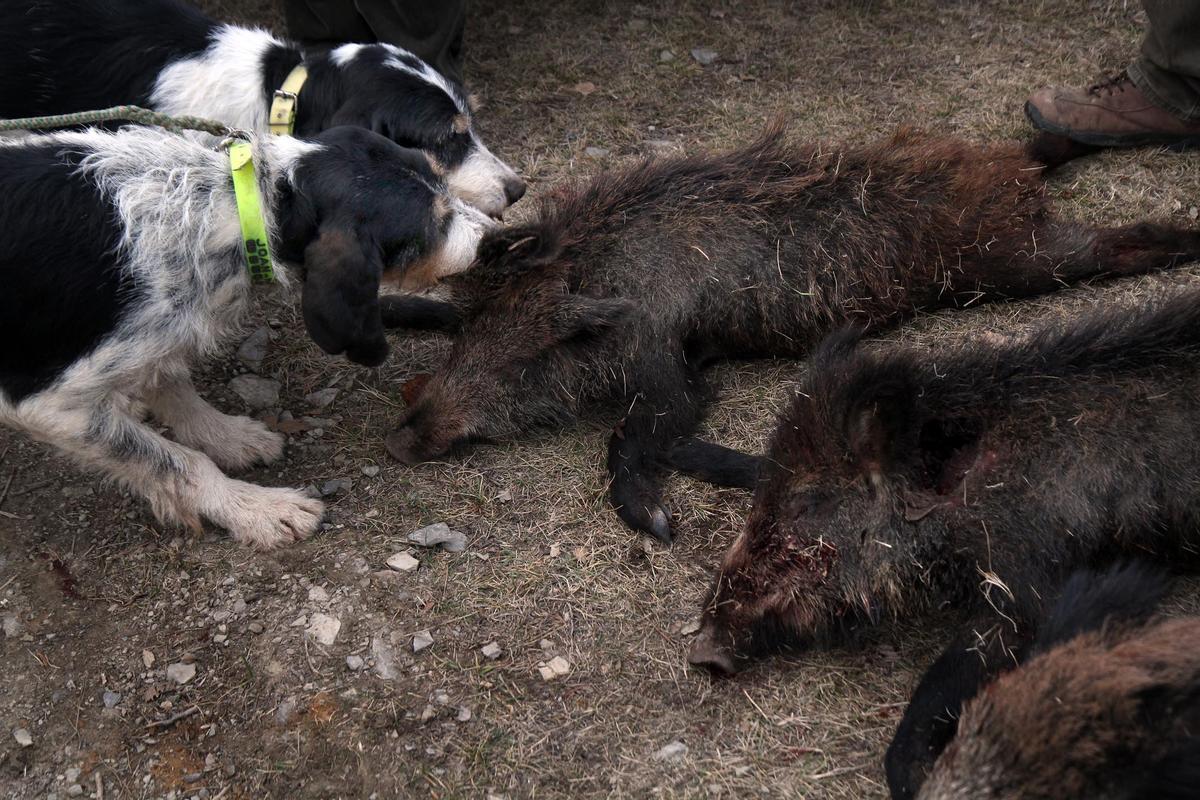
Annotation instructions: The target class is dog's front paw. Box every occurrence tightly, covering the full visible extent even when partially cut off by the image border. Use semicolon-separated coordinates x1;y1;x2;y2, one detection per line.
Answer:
203;416;285;471
220;484;324;550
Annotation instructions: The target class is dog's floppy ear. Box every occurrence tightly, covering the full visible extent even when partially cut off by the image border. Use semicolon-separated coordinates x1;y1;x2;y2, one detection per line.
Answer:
302;224;389;367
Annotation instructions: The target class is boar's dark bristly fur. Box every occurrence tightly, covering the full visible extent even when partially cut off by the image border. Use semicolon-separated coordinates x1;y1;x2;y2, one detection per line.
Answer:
886;562;1171;799
691;290;1200;674
383;123;1200;541
913;564;1200;800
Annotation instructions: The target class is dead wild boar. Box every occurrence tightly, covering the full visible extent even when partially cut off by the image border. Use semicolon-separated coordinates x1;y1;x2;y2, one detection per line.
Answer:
380;124;1200;542
885;562;1170;799
911;563;1200;800
688;289;1200;675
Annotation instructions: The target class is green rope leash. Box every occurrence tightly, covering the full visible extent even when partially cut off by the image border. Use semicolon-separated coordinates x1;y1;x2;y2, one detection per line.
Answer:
0;106;274;283
0;105;241;138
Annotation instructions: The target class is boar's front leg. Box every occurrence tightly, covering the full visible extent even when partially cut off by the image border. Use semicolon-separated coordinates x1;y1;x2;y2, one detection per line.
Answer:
663;437;764;489
886;628;1024;799
607;356;709;543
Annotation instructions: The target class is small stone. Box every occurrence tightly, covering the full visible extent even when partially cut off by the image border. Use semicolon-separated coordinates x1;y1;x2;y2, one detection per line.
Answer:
65;768;81;783
346;655;364;672
481;642;502;660
290;615;308;627
361;465;380;478
654;740;689;762
407;522;467;552
307;585;330;605
385;552;419;573
320;478;353;497
371;636;399;680
659;49;676;62
305;387;339;409
456;706;472;722
584;146;609;158
236;327;270;371
412;630;434;653
691;47;718;65
306;613;341;646
166;662;196;685
0;612;19;638
548;544;562;558
228;375;280;410
419;704;437;723
232;598;247;614
66;785;83;797
102;690;121;708
12;728;32;747
275;697;297;726
495;488;512;503
212;634;227;644
538;656;571;681
247;622;264;634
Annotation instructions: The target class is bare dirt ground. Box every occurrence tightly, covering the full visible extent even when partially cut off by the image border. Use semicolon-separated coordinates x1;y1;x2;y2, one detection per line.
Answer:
4;1;1200;798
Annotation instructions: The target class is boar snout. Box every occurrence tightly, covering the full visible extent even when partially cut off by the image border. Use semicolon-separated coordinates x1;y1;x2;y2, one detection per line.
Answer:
384;426;422;464
687;626;740;676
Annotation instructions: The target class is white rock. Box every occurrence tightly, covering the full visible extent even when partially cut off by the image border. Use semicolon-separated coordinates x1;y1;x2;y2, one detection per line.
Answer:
456;706;472;722
307;585;330;605
166;662;196;685
408;523;467;552
305;388;339;409
386;552;419;572
481;642;502;660
346;655;364;672
1;612;19;638
371;636;399;680
584;146;609;158
691;47;718;65
654;740;688;762
236;327;270;371
306;613;341;646
102;690;121;708
228;375;280;410
142;649;155;669
361;465;381;478
659;49;676;62
412;630;434;653
537;656;571;681
12;728;32;747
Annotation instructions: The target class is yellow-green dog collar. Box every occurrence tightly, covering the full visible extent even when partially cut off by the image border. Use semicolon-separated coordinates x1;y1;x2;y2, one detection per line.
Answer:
269;64;308;136
228;141;274;284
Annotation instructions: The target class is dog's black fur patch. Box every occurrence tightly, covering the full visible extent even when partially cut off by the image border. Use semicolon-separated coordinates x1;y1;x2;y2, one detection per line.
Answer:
0;142;134;402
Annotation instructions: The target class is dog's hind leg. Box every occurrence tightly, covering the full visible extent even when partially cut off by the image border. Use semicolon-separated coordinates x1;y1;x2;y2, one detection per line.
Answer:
15;392;322;549
146;376;283;472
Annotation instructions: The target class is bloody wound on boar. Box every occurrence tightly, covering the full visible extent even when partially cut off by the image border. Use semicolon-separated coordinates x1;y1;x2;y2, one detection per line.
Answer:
690;290;1200;676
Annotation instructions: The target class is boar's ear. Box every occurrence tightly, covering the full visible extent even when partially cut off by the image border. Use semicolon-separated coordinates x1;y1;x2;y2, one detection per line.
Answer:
475;226;562;273
301;224;389;367
557;294;635;341
845;380;919;483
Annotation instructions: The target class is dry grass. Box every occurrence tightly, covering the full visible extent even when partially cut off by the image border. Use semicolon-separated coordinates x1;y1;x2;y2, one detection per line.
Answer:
3;1;1200;798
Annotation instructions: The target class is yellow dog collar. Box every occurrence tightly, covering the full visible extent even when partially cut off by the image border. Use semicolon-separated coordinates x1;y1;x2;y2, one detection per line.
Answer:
269;64;308;136
228;141;274;284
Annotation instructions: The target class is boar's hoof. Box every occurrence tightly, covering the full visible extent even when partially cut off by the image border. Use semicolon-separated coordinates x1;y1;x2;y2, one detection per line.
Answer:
616;500;673;543
687;630;738;675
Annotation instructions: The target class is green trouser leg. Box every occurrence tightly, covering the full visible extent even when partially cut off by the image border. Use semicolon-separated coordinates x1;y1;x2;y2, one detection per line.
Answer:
1128;1;1200;121
283;0;466;85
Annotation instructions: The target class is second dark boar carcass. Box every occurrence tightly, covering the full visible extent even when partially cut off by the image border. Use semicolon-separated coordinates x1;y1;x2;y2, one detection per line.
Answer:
380;124;1200;541
689;289;1200;676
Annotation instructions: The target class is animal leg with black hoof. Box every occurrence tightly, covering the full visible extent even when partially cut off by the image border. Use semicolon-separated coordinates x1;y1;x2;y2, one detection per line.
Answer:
606;359;708;543
378;293;462;332
663;437;764;489
885;626;1026;799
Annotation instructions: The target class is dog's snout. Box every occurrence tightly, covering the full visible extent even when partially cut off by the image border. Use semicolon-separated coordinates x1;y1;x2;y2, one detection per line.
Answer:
503;175;527;205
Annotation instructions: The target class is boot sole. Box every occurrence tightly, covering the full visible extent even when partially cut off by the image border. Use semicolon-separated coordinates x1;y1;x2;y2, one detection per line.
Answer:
1025;100;1200;151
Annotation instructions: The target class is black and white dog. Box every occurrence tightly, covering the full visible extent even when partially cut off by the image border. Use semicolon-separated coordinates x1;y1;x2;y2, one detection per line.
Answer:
0;124;492;549
0;0;524;217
